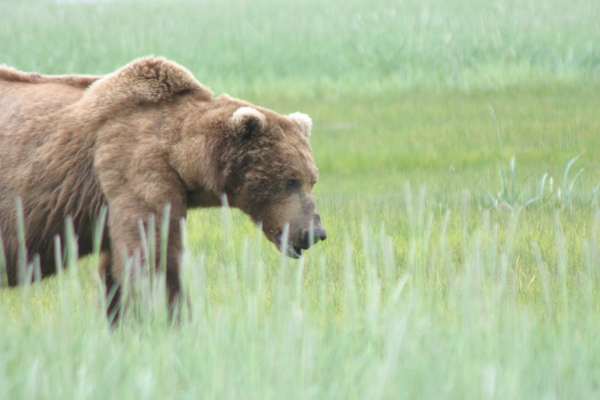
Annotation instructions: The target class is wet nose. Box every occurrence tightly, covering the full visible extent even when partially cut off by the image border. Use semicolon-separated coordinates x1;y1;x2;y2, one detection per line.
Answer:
314;227;327;242
300;227;327;249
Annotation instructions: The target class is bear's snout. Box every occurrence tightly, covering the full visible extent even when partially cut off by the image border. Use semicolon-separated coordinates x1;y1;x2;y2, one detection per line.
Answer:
298;227;327;250
274;220;326;259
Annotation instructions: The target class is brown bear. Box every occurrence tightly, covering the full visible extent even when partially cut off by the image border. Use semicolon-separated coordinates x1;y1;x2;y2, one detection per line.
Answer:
0;56;326;321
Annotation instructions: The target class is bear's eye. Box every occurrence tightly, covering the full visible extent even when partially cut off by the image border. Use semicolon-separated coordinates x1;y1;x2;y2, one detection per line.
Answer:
286;179;300;193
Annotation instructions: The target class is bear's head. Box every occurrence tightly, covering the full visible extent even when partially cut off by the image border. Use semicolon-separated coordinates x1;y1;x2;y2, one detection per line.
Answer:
119;57;329;258
202;98;327;258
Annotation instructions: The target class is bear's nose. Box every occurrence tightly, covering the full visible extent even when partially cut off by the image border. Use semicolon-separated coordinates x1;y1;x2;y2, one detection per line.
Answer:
299;227;327;250
314;227;327;242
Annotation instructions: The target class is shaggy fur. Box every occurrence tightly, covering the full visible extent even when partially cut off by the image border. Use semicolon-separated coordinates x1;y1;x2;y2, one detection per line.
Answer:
0;57;326;321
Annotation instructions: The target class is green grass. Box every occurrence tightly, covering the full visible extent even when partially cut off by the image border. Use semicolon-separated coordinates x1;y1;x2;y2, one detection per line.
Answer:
2;0;600;398
1;0;599;94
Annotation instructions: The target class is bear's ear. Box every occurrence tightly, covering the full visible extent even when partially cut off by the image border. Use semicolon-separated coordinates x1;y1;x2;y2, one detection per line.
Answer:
230;107;267;139
288;112;312;137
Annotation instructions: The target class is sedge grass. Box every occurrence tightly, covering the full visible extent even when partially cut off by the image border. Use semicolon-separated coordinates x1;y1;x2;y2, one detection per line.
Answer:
2;193;600;399
1;0;599;95
1;0;600;398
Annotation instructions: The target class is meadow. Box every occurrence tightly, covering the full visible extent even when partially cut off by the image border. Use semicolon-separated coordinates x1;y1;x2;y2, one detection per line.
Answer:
1;0;600;398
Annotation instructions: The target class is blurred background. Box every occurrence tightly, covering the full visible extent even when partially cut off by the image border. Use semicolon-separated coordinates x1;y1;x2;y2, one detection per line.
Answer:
2;1;600;398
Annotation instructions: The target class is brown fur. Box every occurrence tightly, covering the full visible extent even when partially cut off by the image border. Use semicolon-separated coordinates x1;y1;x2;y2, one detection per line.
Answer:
0;57;326;321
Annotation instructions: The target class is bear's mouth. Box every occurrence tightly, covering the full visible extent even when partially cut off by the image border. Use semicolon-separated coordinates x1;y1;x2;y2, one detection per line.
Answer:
275;231;302;259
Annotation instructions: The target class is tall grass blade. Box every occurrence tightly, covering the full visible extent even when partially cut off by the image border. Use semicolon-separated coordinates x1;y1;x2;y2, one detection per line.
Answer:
0;230;7;288
532;241;553;318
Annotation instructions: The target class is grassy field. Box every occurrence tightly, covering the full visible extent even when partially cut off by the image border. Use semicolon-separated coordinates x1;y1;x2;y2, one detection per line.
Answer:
1;0;600;398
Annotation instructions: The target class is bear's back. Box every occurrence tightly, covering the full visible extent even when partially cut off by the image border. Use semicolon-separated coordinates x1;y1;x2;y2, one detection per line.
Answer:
0;67;102;122
0;65;100;88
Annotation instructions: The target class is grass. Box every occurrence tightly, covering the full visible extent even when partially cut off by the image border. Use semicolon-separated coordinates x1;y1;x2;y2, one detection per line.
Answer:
1;0;599;94
2;0;600;398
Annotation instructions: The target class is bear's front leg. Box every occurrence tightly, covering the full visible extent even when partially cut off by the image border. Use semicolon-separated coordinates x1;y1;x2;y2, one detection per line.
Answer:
105;194;186;324
99;252;122;325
